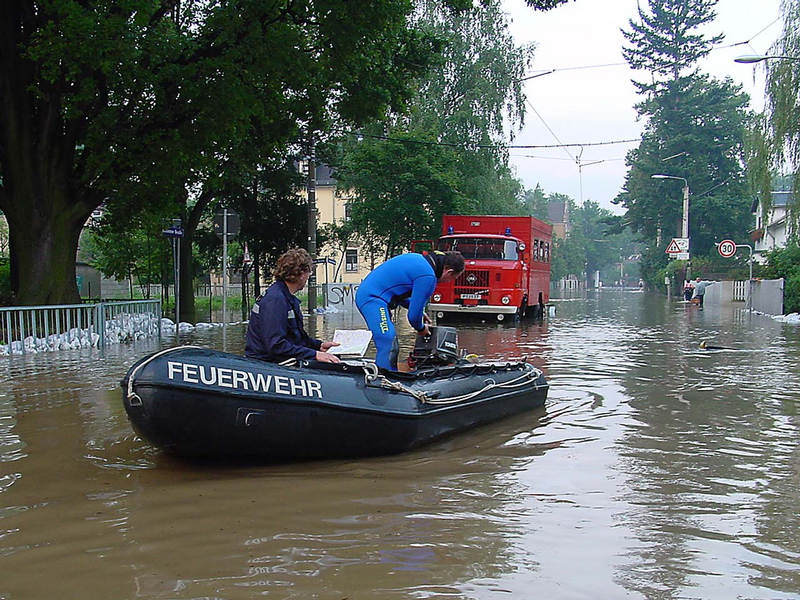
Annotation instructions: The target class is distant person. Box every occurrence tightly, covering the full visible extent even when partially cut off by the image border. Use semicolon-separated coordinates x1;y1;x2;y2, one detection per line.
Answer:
356;251;464;371
692;277;713;308
683;279;695;301
245;248;340;363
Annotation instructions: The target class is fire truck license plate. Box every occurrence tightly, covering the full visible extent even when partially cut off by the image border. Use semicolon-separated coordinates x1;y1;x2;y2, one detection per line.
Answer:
460;294;483;300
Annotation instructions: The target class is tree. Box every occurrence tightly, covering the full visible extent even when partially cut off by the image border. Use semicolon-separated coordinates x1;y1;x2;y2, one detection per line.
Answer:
616;0;751;283
746;0;800;234
622;0;722;96
524;184;551;221
547;194;634;283
334;0;534;249
336;126;462;257
0;0;454;306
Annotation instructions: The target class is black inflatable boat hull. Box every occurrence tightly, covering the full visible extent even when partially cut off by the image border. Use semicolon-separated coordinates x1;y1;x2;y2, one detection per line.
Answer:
121;347;548;460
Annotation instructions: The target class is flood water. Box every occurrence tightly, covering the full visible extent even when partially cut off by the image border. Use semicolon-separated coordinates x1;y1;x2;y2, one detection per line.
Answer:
2;290;799;599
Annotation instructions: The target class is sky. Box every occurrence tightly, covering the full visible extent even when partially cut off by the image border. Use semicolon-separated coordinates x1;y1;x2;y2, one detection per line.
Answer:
501;0;784;213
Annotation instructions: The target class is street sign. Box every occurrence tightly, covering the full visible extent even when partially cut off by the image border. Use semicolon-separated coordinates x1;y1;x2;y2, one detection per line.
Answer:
718;239;736;258
162;225;184;238
665;237;689;254
314;257;336;265
214;210;240;237
675;252;690;260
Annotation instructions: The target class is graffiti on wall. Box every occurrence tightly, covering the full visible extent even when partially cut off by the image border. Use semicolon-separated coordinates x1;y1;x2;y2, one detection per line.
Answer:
324;283;360;309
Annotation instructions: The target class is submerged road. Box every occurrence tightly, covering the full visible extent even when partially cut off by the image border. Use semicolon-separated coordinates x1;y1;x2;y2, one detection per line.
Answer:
1;289;799;599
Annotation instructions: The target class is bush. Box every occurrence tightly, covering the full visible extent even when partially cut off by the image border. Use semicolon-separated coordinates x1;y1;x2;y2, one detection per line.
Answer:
762;240;800;313
784;269;800;314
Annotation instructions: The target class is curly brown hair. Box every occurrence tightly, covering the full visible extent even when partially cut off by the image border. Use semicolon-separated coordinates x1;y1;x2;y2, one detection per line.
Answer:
273;248;312;283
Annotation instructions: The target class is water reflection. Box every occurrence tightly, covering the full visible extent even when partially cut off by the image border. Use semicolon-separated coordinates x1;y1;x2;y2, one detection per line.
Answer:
1;290;799;598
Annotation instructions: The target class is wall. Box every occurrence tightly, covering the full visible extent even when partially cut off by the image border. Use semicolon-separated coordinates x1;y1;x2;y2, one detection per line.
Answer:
750;278;784;315
323;282;360;311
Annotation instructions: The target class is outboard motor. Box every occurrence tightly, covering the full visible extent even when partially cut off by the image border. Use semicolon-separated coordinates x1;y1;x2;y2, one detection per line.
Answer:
409;326;459;368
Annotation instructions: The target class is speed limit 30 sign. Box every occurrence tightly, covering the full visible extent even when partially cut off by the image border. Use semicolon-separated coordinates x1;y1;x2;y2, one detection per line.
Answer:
718;239;737;258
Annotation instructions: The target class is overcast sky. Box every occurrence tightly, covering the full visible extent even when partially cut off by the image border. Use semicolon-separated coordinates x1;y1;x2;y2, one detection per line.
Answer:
501;0;783;213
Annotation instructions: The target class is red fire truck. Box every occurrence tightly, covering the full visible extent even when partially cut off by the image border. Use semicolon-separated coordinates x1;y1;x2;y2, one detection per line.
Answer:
420;215;552;322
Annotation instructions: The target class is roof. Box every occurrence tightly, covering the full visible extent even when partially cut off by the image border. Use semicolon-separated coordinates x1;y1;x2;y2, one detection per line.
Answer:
751;190;792;213
315;164;337;186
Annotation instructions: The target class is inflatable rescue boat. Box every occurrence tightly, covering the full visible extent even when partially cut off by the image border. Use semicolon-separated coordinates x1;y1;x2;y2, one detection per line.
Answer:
121;329;548;460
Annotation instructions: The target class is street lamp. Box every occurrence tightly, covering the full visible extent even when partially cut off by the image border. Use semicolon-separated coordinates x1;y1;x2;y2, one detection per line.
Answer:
734;54;800;64
652;173;691;281
651;174;689;239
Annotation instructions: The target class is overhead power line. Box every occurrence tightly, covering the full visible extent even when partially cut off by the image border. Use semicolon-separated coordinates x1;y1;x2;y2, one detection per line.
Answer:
331;128;640;150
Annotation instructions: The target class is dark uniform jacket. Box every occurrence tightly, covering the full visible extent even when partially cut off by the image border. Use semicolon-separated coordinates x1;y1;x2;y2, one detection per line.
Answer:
245;280;321;362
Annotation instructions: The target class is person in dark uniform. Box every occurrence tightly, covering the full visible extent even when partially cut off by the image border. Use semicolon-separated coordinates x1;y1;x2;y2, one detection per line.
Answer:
356;251;464;371
245;248;340;363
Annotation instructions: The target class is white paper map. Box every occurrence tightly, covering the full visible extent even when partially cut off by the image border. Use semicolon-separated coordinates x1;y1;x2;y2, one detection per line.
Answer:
328;329;373;356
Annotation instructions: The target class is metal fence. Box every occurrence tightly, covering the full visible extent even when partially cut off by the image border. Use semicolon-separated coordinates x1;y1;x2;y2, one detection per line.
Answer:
1;299;161;355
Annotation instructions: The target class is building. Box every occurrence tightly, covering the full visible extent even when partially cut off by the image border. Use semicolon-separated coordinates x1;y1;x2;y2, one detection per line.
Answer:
299;163;370;286
547;199;570;240
751;191;794;260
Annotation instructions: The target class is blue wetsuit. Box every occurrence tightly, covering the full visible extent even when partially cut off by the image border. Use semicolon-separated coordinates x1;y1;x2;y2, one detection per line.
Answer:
356;253;437;370
245;280;321;362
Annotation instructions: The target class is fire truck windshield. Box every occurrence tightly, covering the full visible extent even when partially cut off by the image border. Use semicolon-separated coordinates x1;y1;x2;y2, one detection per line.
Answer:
436;237;519;260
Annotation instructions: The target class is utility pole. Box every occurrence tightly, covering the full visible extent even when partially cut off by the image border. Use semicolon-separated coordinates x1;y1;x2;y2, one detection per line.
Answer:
222;208;228;327
307;133;317;313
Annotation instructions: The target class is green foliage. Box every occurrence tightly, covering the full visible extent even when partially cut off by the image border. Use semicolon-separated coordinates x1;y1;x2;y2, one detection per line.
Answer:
333;0;533;252
0;260;11;305
524;185;551;221
1;0;457;304
617;0;752;284
549;195;640;282
760;240;800;313
622;0;723;96
336;126;462;256
746;1;800;234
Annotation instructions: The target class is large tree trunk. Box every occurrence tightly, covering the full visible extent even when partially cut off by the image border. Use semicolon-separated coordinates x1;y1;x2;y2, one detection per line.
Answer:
177;187;215;324
6;205;86;305
1;148;92;305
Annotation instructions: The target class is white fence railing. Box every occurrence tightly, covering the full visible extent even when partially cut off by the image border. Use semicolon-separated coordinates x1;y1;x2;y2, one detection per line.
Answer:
1;299;161;355
732;280;748;302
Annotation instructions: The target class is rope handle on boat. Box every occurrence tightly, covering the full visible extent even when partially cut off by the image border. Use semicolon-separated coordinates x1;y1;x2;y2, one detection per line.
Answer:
126;345;203;406
362;364;546;405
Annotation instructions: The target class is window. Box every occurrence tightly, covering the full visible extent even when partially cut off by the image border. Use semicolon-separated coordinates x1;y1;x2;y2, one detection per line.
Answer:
533;239;540;261
344;202;352;221
345;248;358;272
436;237;519;260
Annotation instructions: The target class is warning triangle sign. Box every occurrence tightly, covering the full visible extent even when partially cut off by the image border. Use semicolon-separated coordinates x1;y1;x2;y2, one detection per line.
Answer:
665;239;681;254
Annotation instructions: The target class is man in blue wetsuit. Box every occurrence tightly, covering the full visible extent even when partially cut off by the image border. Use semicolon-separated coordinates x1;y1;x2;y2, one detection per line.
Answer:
246;248;340;363
356;251;464;371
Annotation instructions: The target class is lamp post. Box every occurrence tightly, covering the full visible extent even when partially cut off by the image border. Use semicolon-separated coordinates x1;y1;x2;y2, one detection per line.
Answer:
734;54;800;64
651;173;690;280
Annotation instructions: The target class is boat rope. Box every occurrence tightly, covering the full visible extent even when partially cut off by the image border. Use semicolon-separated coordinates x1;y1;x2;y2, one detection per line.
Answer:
362;363;545;405
126;345;203;406
422;368;544;405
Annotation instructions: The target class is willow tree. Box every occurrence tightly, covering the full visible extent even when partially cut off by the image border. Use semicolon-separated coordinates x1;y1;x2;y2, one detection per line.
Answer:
334;0;539;253
747;0;800;234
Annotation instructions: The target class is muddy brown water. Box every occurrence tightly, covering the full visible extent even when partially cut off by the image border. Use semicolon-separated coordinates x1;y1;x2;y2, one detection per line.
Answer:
1;290;799;599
